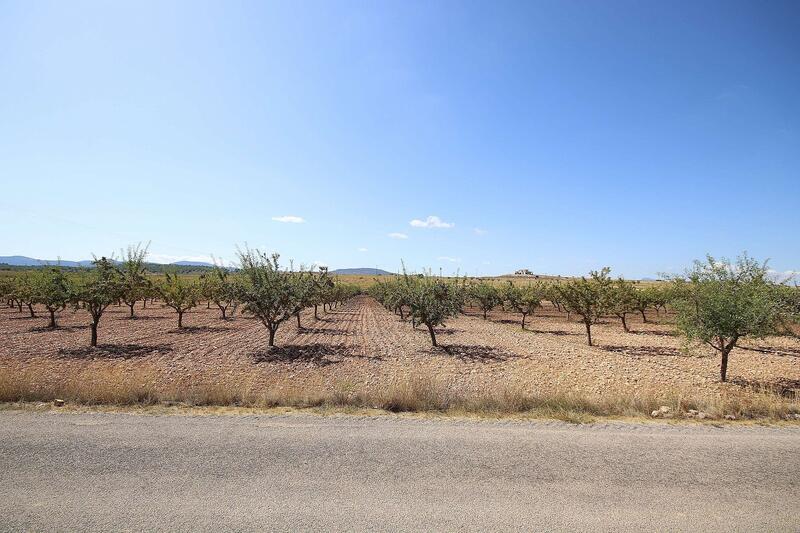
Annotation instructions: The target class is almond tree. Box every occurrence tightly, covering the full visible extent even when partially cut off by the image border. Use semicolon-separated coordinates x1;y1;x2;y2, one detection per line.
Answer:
32;266;71;328
673;254;788;382
0;278;15;309
608;278;637;332
469;281;501;320
403;271;464;347
15;273;37;317
70;257;124;346
120;243;151;318
235;249;302;347
505;282;543;329
556;268;612;346
289;266;318;329
631;287;654;323
157;271;199;328
201;265;239;319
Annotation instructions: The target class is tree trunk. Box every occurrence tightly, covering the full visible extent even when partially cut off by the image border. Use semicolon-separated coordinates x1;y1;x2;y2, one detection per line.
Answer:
207;300;211;309
314;304;318;319
28;303;35;318
621;314;629;332
142;299;147;309
177;311;183;329
483;309;488;320
128;303;135;318
220;307;227;320
426;323;437;347
640;309;648;323
268;326;276;347
49;309;57;328
720;347;730;382
521;312;527;330
399;307;405;320
584;320;593;346
296;312;301;329
90;322;98;347
17;301;22;312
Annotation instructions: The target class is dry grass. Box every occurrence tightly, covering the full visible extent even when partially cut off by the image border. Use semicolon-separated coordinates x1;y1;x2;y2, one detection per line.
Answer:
2;367;797;423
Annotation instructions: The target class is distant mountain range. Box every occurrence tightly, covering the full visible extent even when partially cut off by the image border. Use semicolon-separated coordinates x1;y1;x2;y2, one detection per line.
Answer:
329;268;394;276
0;255;215;268
0;256;394;275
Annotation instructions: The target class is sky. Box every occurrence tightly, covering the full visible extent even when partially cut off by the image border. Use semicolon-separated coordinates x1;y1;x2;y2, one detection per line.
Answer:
1;0;798;278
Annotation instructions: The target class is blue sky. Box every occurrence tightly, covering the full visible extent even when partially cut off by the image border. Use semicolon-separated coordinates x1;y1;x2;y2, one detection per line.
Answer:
1;0;798;278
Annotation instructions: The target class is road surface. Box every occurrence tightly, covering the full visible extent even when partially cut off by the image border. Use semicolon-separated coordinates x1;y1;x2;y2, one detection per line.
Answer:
1;411;798;531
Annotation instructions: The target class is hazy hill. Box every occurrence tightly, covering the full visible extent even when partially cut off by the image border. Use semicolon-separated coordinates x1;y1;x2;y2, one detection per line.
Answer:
0;256;215;272
329;268;394;276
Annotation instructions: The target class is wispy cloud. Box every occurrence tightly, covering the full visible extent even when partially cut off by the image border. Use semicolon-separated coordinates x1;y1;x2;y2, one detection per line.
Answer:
473;227;488;236
437;256;461;263
271;215;305;224
357;247;368;252
388;232;408;240
768;269;799;282
410;215;454;229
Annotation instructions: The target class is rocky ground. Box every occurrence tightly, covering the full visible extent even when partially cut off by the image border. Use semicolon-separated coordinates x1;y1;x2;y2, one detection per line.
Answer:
1;296;798;400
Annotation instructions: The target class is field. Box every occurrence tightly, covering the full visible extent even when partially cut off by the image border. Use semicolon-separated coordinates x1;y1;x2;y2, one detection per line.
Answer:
2;294;798;420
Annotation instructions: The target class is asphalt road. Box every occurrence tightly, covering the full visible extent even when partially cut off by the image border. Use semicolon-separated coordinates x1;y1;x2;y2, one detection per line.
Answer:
1;411;798;532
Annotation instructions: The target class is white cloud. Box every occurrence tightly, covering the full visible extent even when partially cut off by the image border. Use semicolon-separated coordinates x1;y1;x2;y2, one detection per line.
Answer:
271;215;305;224
410;215;454;229
388;232;409;239
357;247;368;252
473;228;488;236
437;256;461;263
767;269;799;283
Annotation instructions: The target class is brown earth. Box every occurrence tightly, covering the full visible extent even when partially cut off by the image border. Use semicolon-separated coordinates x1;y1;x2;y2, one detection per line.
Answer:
1;296;799;400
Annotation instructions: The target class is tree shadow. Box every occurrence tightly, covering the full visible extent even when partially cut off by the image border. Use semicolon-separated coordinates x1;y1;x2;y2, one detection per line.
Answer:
738;345;800;358
603;345;690;358
57;343;174;359
433;327;461;336
252;343;353;367
122;315;169;321
440;344;516;363
730;377;800;398
628;329;678;337
297;327;349;336
29;324;90;333
527;328;581;337
169;325;234;334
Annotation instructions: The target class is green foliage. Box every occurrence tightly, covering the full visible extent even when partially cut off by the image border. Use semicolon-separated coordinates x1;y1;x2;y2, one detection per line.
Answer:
119;243;152;317
555;267;613;346
235;249;308;347
157;271;199;328
200;265;239;319
13;272;38;317
672;254;789;381
469;281;501;319
504;281;544;329
607;278;637;332
31;267;71;327
70;257;124;346
401;271;465;347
